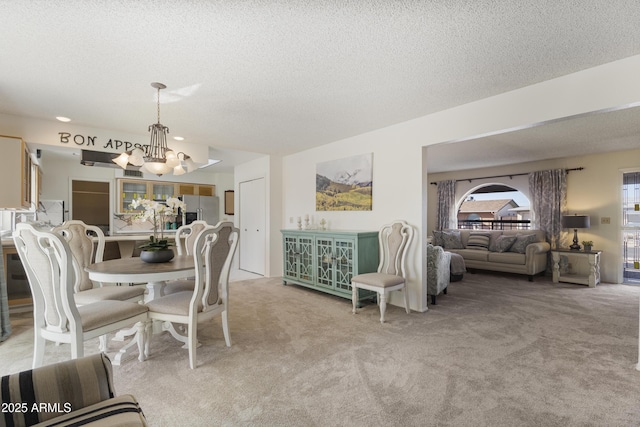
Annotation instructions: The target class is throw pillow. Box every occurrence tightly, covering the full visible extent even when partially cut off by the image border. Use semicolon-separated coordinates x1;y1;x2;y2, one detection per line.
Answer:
492;235;517;253
441;230;464;250
466;232;491;251
432;231;444;247
508;234;537;254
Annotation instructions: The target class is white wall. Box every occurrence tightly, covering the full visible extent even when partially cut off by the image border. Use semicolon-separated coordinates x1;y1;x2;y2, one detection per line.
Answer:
282;133;424;310
0;113;209;164
281;54;640;312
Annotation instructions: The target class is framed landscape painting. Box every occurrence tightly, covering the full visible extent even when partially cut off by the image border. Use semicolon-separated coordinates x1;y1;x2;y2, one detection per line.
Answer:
316;153;373;211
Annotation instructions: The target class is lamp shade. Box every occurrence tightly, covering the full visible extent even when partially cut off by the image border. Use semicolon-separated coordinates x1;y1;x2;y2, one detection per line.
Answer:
562;215;590;229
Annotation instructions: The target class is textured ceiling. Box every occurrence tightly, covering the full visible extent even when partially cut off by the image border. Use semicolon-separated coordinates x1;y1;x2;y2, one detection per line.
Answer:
1;1;640;170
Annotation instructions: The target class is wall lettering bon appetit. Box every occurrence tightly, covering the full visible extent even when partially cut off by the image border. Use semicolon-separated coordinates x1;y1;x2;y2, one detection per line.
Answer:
58;132;149;153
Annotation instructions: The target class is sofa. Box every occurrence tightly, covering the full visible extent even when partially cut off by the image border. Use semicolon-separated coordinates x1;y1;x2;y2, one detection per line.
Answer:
0;353;147;427
433;229;550;281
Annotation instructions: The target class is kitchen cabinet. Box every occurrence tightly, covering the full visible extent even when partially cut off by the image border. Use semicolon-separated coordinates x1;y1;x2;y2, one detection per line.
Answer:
177;183;215;196
0;135;38;209
117;179;215;212
151;182;176;200
118;179;152;212
281;229;379;303
2;243;32;310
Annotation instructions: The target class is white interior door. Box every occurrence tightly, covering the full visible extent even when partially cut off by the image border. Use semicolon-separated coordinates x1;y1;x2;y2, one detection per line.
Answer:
239;178;266;275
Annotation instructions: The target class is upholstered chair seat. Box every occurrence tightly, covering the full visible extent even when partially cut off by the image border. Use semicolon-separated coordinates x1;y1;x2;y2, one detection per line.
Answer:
350;273;405;288
73;285;148;305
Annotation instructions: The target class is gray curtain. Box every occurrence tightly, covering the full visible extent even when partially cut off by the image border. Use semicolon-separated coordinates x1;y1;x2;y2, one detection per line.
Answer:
0;243;11;342
528;169;567;249
436;180;456;230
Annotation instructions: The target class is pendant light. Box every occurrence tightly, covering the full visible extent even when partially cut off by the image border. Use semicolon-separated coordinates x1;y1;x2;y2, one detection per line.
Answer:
113;82;195;176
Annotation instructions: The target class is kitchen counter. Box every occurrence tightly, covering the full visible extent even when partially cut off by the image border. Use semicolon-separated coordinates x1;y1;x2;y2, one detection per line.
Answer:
3;233;177;259
1;238;15;249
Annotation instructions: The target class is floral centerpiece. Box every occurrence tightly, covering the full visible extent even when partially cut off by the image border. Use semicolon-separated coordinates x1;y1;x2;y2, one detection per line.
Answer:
130;197;186;258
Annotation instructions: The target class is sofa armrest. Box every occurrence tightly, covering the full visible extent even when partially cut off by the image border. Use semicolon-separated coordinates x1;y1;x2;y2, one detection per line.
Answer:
1;353;116;426
526;241;550;256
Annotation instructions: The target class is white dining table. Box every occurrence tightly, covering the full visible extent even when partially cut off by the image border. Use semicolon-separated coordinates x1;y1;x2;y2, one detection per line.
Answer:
86;255;195;301
85;255;195;364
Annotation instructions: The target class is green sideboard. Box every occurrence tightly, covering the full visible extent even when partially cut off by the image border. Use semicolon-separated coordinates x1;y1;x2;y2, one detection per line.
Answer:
281;229;379;303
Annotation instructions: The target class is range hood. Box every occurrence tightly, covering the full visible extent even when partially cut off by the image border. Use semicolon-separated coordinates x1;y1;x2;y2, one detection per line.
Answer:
81;149;140;171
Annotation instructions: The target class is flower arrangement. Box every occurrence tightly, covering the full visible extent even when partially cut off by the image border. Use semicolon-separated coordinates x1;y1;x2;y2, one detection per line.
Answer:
130;197;186;251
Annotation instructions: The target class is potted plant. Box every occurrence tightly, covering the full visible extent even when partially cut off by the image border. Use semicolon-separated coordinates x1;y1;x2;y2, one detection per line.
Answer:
130;197;186;263
581;240;594;252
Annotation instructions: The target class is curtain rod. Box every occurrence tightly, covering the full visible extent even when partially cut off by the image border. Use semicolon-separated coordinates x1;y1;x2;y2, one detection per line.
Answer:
429;167;584;185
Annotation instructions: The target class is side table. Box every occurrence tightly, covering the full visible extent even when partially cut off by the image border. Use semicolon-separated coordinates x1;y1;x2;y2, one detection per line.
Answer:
551;249;601;287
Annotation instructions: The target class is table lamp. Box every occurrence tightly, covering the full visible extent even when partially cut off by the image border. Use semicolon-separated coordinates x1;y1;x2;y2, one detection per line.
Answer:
562;214;590;251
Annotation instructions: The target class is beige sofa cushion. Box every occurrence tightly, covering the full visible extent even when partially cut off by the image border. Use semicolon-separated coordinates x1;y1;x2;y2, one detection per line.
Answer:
450;248;489;261
487;252;526;265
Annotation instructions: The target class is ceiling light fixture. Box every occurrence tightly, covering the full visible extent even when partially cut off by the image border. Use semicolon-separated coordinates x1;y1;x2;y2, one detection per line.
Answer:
113;82;196;176
56;116;71;122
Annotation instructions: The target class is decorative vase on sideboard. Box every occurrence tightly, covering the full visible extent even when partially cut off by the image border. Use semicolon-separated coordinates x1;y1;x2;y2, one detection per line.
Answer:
140;249;174;263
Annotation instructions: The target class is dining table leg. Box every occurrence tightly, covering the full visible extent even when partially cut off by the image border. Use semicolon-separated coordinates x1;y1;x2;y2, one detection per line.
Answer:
112;321;148;365
111;280;167;361
145;280;166;302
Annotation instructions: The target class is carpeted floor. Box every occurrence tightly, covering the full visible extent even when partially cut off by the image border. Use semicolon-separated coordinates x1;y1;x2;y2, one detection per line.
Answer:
1;272;640;426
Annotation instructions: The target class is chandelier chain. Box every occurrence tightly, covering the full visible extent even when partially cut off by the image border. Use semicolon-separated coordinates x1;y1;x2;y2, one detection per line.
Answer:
156;86;161;124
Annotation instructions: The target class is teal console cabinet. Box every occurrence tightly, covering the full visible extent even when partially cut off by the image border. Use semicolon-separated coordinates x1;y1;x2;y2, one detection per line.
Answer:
281;229;379;302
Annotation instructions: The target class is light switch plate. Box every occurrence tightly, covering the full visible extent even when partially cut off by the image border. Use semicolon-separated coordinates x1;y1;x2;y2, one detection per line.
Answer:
601;217;611;224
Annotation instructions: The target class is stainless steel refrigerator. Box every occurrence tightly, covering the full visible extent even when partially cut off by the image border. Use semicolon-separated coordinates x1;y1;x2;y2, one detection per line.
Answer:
181;195;219;225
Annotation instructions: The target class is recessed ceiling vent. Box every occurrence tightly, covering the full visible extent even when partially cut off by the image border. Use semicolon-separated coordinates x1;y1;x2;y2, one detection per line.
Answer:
124;169;143;177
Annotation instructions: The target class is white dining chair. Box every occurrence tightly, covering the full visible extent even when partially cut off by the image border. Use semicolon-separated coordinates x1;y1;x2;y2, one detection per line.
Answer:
162;220;209;295
13;223;149;368
145;222;239;369
53;220;145;305
351;220;414;323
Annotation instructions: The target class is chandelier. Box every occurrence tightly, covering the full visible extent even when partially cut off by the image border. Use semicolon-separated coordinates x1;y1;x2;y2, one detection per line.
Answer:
113;82;197;176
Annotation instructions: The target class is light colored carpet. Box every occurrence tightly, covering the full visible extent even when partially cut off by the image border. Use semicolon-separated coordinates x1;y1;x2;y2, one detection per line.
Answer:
1;272;640;426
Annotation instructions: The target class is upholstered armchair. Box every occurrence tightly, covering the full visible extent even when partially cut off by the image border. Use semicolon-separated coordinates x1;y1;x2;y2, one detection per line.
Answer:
0;353;147;426
427;243;451;305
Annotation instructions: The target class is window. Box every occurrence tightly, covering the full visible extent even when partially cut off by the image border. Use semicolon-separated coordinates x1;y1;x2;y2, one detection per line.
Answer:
458;185;530;230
